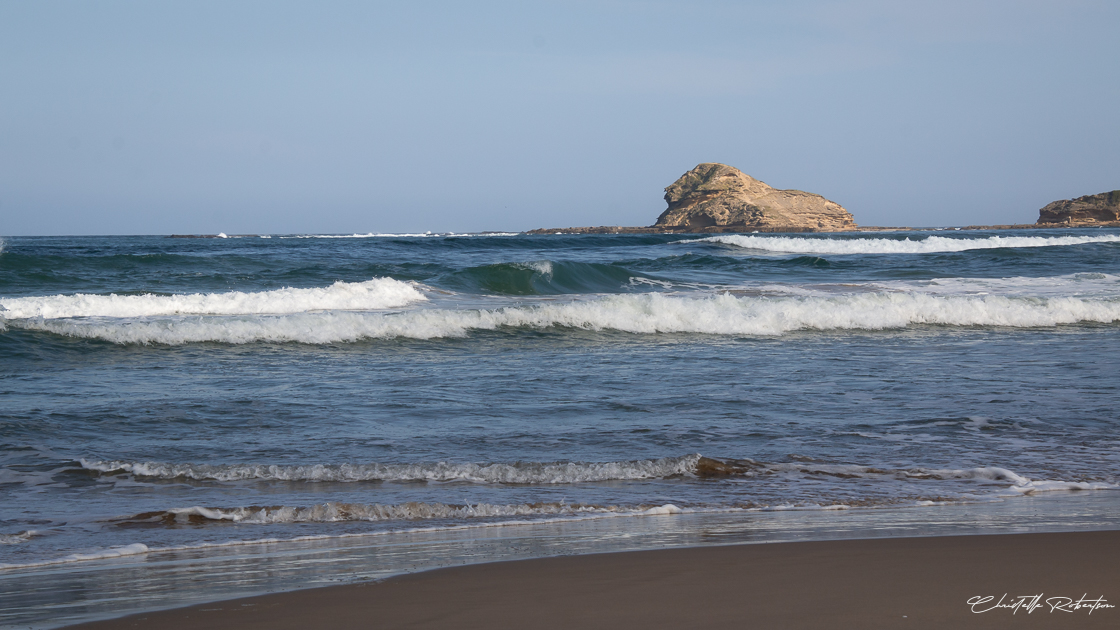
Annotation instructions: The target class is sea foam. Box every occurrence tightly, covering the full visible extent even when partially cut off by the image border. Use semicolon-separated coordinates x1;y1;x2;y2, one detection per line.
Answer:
702;233;1120;255
79;455;701;484
136;501;681;525
17;291;1120;344
0;277;426;319
78;456;1116;495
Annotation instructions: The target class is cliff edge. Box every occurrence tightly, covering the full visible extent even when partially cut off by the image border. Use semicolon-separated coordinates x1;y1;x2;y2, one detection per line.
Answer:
1037;190;1120;225
654;163;856;231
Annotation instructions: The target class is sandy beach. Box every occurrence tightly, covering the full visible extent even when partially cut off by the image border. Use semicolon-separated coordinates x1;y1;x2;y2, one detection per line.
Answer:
62;530;1118;630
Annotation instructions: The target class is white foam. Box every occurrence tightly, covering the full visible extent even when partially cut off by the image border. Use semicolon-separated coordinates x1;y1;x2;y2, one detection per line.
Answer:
17;291;1120;344
159;501;680;524
1007;480;1117;494
0;278;426;319
641;504;683;515
0;543;152;570
39;544;151;567
0;530;37;545
516;260;554;276
702;234;1120;255
876;273;1120;298
79;454;702;483
745;462;1119;495
757;274;1120;299
932;466;1032;485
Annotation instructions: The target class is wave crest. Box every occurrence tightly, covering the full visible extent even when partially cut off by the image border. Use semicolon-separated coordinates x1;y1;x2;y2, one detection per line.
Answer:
113;502;684;526
0;278;426;319
702;234;1120;255
78;455;702;484
77;456;1113;495
16;292;1120;344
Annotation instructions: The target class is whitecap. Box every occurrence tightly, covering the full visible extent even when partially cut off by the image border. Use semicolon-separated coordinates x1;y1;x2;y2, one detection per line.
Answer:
701;233;1120;255
79;454;702;484
0;277;426;319
15;292;1120;344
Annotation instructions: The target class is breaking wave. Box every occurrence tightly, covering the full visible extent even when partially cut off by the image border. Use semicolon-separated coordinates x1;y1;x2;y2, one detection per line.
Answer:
78;456;1114;495
702;234;1120;255
79;455;701;483
0;278;426;319
113;502;684;526
14;291;1120;344
0;530;37;545
444;260;641;295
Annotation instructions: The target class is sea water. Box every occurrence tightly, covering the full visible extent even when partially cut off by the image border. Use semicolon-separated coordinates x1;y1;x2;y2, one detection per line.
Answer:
1;230;1119;626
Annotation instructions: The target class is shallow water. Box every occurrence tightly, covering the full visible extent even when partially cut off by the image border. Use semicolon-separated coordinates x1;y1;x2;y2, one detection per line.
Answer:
2;229;1119;626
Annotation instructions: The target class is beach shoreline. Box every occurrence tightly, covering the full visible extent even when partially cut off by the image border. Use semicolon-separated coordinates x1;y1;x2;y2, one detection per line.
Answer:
10;489;1120;629
60;529;1119;630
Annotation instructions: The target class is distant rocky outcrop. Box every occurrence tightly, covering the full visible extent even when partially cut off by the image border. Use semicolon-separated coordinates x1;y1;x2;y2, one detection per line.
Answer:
654;163;855;231
1036;191;1120;225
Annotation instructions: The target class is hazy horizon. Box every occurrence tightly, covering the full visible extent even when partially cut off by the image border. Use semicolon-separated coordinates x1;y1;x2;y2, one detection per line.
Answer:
2;0;1117;236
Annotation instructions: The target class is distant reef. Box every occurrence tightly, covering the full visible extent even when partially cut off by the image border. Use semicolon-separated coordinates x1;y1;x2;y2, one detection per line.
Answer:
1036;190;1120;226
527;163;855;234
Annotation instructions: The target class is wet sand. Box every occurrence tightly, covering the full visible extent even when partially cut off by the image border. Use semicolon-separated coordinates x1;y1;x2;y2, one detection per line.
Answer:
64;530;1119;630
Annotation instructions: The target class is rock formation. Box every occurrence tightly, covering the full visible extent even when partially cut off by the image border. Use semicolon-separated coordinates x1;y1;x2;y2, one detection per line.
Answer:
1036;190;1120;225
654;163;855;231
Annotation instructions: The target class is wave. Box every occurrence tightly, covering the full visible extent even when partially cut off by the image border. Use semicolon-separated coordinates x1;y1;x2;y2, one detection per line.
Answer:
0;530;37;545
112;501;684;527
0;543;151;571
0;278;426;319
78;456;1115;495
13;291;1120;344
874;273;1120;298
284;232;521;239
79;455;700;483
701;234;1120;255
444;260;643;295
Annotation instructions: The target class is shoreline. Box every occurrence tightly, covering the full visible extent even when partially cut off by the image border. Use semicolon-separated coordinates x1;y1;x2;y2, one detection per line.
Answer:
62;529;1120;629
11;491;1120;629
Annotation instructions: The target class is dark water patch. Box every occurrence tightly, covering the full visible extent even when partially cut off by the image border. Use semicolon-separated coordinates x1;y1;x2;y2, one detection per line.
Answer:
781;256;831;268
437;260;648;295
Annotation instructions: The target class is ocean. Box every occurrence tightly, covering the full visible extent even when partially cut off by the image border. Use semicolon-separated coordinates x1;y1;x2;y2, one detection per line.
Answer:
2;229;1120;627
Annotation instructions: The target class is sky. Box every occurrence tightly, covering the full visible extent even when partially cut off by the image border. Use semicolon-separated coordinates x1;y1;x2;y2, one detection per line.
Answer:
1;0;1117;235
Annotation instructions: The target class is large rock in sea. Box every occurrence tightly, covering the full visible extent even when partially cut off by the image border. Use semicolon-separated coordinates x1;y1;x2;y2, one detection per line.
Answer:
655;163;856;231
1037;190;1120;225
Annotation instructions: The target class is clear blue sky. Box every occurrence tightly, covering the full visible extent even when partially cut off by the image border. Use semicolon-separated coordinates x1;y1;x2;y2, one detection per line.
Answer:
1;0;1117;235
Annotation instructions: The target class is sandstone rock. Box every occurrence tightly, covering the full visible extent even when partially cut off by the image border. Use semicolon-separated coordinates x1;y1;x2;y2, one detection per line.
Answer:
655;163;856;231
1037;190;1120;225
